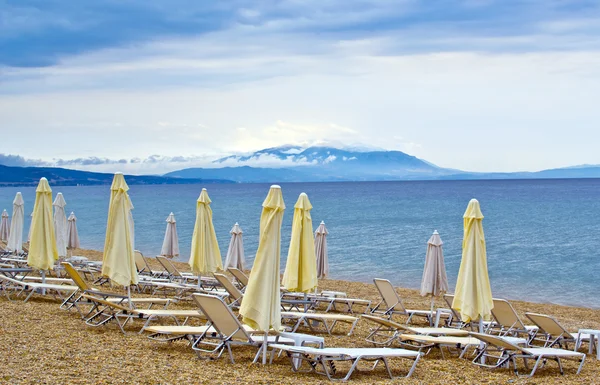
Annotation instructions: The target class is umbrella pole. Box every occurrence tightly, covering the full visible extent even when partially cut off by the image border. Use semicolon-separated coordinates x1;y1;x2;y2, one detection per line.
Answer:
41;271;46;295
430;297;434;327
198;274;201;290
263;332;268;364
479;317;486;364
127;285;132;309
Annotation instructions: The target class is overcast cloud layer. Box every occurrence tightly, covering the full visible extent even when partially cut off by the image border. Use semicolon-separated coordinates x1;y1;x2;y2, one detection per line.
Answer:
2;0;600;173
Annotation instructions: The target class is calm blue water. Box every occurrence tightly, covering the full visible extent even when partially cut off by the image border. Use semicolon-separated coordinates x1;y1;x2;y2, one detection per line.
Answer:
1;179;598;308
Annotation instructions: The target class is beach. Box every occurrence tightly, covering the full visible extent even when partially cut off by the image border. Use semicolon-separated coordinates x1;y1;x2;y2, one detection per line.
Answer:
1;248;599;384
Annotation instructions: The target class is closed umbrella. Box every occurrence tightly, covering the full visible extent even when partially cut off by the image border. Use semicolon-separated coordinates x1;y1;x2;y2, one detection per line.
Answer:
0;209;9;242
53;193;68;258
189;189;222;277
420;230;449;325
101;173;138;292
160;212;179;258
224;223;245;270
239;185;285;364
7;192;24;253
27;177;58;291
67;212;80;250
452;199;493;362
314;221;329;279
282;192;318;293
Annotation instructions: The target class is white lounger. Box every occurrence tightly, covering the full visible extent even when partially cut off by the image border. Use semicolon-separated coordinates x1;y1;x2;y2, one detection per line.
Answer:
0;275;78;302
270;344;422;381
281;311;359;335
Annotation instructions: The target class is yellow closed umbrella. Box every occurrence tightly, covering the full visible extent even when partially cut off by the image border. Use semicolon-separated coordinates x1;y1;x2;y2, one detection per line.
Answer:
27;177;58;271
239;185;285;364
282;192;318;293
101;173;138;288
189;188;222;276
452;199;493;323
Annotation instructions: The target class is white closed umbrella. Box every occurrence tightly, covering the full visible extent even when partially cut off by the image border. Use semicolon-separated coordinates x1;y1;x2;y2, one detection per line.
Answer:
7;192;24;253
160;212;179;258
53;193;68;258
0;209;10;242
420;230;449;325
67;212;80;250
224;223;245;270
314;221;329;279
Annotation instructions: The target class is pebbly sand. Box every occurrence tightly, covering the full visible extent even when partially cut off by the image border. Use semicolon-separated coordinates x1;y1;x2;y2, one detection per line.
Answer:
1;248;599;384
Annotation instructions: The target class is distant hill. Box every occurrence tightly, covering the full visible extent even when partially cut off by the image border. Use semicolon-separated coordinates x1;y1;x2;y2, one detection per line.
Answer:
0;164;232;187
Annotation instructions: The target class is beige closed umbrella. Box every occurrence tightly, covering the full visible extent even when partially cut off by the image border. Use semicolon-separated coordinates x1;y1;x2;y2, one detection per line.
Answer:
282;193;318;293
102;173;138;292
27;178;59;292
189;189;222;277
239;185;285;364
0;209;10;242
224;222;245;270
53;193;68;258
420;230;449;325
7;192;24;253
160;212;179;258
67;212;80;250
314;221;329;279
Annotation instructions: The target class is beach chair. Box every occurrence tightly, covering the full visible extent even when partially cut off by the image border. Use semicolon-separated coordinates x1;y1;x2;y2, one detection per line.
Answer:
361;314;468;346
270;344;422;381
144;324;256;343
227;267;249;290
60;262;173;314
213;273;244;308
156;256;220;290
468;332;586;377
283;291;372;314
490;299;538;342
135;251;166;278
190;293;299;363
81;294;205;334
525;312;591;349
0;275;78;302
371;278;437;324
281;311;360;336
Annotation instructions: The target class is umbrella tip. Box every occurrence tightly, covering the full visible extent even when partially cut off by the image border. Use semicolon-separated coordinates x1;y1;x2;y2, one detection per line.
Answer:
270;185;281;189
115;171;123;175
320;221;325;224
433;230;439;234
235;222;239;225
202;188;207;191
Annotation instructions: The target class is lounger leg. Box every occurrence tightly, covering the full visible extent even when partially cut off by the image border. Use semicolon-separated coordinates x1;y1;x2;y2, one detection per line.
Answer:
342;358;362;381
556;357;564;375
406;354;420;378
348;319;359;336
528;356;544;377
24;288;36;302
577;355;586;374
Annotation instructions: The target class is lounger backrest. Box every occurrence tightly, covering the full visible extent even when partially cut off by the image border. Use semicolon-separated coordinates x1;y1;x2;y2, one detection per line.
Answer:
61;262;90;291
468;332;525;353
373;278;406;313
156;256;181;277
442;294;464;322
228;268;249;287
213;273;244;302
491;299;526;331
525;313;571;339
134;251;147;273
193;293;250;342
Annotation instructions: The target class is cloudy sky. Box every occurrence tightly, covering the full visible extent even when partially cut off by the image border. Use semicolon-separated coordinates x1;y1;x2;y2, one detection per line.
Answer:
1;0;600;174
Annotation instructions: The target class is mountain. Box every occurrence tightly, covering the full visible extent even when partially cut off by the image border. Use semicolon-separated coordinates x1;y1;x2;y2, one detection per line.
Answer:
0;164;232;187
167;145;457;182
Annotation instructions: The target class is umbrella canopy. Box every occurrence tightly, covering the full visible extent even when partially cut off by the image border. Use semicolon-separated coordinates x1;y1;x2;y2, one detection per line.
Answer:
189;189;222;275
7;192;24;253
314;221;329;279
67;212;80;249
420;230;449;297
452;199;493;323
282;193;318;293
160;212;180;258
53;193;68;257
101;173;138;287
0;209;10;242
27;178;58;270
240;185;285;332
224;222;245;270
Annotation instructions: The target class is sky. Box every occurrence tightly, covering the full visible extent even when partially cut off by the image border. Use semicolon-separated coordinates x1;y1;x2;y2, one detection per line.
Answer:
1;0;600;174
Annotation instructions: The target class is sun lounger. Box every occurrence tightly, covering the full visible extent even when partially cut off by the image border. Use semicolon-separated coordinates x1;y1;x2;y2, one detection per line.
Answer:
371;278;440;324
81;294;205;333
525;312;591;349
0;275;78;302
213;273;244;308
469;332;586;377
135;251;167;278
156;256;220;290
281;311;359;336
283;292;372;314
361;314;468;346
491;299;538;342
227;267;248;290
144;324;256;342
17;275;74;285
270;344;422;381
191;293;303;363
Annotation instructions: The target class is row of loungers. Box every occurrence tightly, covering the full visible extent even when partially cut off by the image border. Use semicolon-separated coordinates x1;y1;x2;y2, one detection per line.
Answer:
0;255;594;380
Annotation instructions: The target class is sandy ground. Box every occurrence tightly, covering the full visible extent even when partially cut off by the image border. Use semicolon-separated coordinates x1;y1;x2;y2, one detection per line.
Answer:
1;248;599;384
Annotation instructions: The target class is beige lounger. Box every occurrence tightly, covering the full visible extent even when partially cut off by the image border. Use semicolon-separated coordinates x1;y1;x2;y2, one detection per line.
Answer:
0;275;78;302
227;267;249;289
525;312;591;349
371;278;441;324
281;311;359;336
491;299;538;342
270;344;422;381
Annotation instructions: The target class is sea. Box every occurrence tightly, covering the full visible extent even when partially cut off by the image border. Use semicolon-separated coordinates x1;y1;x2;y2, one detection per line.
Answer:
1;179;598;308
